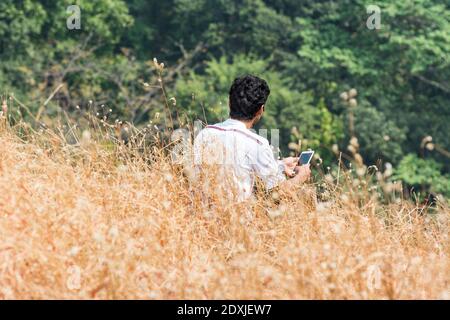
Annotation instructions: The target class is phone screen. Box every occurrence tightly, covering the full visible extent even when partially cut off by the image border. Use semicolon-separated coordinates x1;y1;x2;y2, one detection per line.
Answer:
298;151;314;165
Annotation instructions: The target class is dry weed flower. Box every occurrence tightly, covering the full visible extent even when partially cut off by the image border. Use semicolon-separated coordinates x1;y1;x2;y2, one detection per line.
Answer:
384;163;393;177
422;136;433;145
348;88;358;98
340;92;349;101
356;166;367;177
288;142;299;151
354;153;364;166
350;137;359;148
348;98;358;108
0;121;447;300
153;57;165;72
331;144;339;155
347;144;356;154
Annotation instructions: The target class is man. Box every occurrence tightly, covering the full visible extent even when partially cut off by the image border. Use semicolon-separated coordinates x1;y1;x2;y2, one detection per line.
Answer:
193;75;311;202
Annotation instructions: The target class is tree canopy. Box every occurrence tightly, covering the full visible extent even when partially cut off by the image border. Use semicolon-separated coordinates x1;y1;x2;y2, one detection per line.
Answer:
0;0;449;198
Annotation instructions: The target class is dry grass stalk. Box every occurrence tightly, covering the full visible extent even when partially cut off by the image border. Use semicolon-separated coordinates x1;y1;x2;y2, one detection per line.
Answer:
0;116;448;300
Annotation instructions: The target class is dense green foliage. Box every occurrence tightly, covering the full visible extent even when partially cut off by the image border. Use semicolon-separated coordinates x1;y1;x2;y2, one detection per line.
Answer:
393;154;450;198
0;0;449;198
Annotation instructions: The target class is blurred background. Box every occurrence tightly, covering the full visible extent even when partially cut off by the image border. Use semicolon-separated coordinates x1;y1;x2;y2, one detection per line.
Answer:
0;0;449;200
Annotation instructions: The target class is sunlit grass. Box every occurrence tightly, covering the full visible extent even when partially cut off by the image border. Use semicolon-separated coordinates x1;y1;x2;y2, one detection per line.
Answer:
0;103;448;299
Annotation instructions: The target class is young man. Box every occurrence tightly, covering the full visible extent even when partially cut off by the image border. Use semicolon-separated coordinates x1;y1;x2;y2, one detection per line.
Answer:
193;75;311;202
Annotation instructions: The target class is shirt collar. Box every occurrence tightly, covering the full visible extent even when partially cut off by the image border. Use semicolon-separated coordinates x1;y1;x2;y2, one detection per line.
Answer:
223;118;248;130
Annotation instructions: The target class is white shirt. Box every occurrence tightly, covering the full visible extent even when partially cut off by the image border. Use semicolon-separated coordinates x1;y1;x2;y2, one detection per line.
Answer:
193;119;286;201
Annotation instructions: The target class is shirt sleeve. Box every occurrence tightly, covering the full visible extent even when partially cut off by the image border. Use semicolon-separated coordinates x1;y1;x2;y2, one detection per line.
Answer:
253;141;286;190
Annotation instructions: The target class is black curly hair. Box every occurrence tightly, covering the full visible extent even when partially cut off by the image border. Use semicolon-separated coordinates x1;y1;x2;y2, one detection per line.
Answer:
229;75;270;121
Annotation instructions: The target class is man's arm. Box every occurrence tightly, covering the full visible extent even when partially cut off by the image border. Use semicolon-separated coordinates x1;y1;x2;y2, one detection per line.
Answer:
254;143;311;191
277;164;311;191
279;157;299;177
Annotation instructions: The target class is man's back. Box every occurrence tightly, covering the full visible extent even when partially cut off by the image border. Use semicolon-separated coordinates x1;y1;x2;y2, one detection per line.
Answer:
193;119;285;201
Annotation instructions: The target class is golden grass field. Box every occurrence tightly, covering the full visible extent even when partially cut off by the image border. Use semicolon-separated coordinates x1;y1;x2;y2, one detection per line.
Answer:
0;117;449;300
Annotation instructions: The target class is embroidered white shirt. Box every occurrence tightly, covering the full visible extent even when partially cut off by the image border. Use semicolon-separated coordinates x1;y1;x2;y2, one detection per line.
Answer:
193;119;286;201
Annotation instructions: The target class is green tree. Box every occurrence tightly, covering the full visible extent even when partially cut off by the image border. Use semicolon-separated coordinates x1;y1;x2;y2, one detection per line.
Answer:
0;0;133;117
283;0;450;168
393;154;450;199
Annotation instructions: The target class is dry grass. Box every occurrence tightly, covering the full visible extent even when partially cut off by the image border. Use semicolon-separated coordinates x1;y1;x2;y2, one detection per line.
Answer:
0;120;449;300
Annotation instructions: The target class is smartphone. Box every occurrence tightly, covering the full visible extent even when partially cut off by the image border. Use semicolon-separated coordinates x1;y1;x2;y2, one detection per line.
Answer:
298;150;314;165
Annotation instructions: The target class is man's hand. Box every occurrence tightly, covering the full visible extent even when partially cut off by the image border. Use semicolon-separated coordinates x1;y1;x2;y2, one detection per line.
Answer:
281;157;299;177
277;163;311;194
292;164;311;183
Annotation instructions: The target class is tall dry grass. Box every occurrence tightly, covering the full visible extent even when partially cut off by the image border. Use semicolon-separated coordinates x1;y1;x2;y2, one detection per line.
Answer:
0;106;449;300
